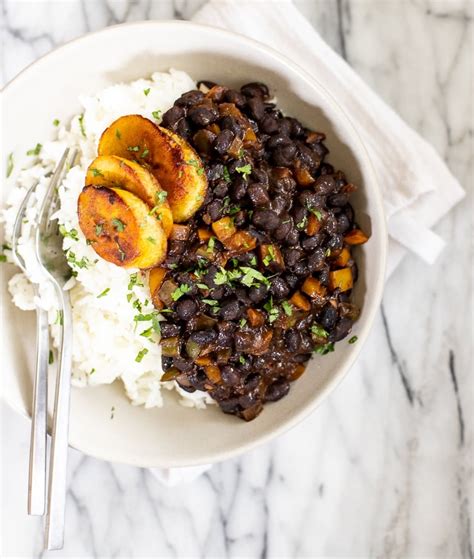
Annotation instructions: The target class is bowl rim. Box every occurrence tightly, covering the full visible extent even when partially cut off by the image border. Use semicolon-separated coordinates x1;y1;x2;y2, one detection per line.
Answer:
2;19;387;468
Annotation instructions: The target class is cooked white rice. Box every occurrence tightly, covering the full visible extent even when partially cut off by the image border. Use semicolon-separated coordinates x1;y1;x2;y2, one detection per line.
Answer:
1;69;213;410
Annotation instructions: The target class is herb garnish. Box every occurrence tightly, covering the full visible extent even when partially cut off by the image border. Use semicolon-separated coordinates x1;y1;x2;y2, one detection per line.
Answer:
97;288;110;298
6;153;14;178
127;145;140;152
49;350;54;364
152;110;162;120
26;143;42;156
91;168;104;177
314;342;335;355
311;324;329;338
135;348;149;363
235;164;252;180
348;336;358;344
112;218;126;232
171;284;192;301
95;223;103;237
78;114;86;137
223;166;231;183
144;88;150;96
263;297;279;323
53;119;60;127
281;300;293;316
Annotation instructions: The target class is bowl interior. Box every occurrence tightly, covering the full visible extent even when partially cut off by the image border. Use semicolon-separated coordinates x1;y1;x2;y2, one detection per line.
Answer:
1;22;386;467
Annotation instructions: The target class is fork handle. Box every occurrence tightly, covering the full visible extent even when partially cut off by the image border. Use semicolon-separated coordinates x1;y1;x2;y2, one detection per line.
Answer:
45;293;73;550
28;305;49;515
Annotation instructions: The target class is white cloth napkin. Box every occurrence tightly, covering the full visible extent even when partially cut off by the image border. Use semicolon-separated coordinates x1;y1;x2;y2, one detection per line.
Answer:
150;0;465;485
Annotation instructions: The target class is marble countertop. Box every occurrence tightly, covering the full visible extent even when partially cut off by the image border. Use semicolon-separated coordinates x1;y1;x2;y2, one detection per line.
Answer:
1;1;472;557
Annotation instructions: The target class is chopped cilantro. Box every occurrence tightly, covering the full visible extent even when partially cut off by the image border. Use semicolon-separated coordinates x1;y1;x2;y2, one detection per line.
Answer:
66;251;90;269
152;110;162;120
239;266;269;288
59;226;79;241
249;256;257;266
239;318;247;328
53;119;60;126
97;288;110;298
202;299;219;306
263;246;276;266
144;88;150;96
311;324;329;338
314;342;335;355
325;248;331;257
147;237;156;244
110;406;115;419
90;368;96;375
235;163;252;180
171;284;191;301
223;166;231;183
112;218;126;232
55;310;64;325
115;129;122;140
309;207;323;221
0;255;7;263
348;336;358;344
140;327;153;338
197;283;209;290
6;153;14;178
78;114;86;137
263;297;279;323
207;236;216;253
48;350;54;364
296;215;308;230
126;293;133;302
95;223;103;237
281;300;293;316
26;143;42;156
141;148;149;158
127;145;140;152
239;355;246;365
91;168;104;177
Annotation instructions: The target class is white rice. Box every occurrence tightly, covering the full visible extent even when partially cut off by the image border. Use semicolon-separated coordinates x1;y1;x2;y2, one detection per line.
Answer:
1;69;214;410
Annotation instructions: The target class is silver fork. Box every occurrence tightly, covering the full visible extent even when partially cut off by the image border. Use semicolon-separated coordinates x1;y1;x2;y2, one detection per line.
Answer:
11;183;49;516
35;147;78;550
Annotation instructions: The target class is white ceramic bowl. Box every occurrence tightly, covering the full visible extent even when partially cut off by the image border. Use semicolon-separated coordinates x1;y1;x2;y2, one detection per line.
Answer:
1;21;387;468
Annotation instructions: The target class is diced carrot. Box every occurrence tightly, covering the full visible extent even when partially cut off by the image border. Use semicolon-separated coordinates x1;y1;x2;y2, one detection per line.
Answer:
243;127;257;143
334;247;351;267
224;231;257;253
301;277;327;299
228;135;244;158
306;213;321;236
149;267;167;309
344;229;369;245
218;103;244;119
294;161;315;186
212;217;236;242
207;123;221;135
247;308;265;328
205;85;227;101
204;364;222;384
195;355;212;366
329;268;353;292
289;364;307;381
259;244;284;270
169;224;190;241
289;290;311;311
198;228;213;242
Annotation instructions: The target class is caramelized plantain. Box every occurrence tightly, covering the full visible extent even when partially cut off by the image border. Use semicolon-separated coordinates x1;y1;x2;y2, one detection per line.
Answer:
98;115;208;222
85;155;173;237
78;186;167;269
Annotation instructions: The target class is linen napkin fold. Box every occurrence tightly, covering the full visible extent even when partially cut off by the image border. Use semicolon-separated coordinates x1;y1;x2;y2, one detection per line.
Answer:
149;0;464;485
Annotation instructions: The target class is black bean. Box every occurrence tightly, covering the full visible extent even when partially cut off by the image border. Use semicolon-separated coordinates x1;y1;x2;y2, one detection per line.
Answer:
204;266;218;288
228;178;246;201
249;284;268;303
160;323;181;338
272;144;297;167
284;228;300;246
221;365;240;386
287;117;304;137
343;203;354;225
176;90;204;107
260;114;279;134
206;163;225;181
301;235;321;251
298;190;321;209
208;199;223;221
320;305;338;331
214;129;235;155
235;287;251;306
188;106;219;126
173;358;194;372
210;286;225;300
327;234;344;252
319;163;334;175
273;176;296;197
315;175;337;195
224;89;246;107
318;265;330;287
274;218;293;241
265;381;290;402
244;373;261;391
278;118;292;136
324;214;338;235
293;353;312;363
336;213;351;234
218;397;241;414
252;209;281;231
189;329;217;345
267;134;292;149
248;184;270;206
330;317;353;342
285;330;301;352
241;82;269;98
328;193;349;207
162;356;173;370
293;205;308;228
284;273;299;289
213;179;229;199
221;115;243;137
233;211;246;227
176;298;198;321
293;261;309;277
307;248;326;272
216;328;233;347
176;118;192;139
270;277;289;300
270;196;289;215
168;240;186;256
219;299;241;321
161;105;185;128
283;247;303;268
247;97;266;121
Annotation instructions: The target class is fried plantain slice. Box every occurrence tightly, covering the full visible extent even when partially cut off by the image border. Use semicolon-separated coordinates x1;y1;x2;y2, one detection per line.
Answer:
78;185;167;269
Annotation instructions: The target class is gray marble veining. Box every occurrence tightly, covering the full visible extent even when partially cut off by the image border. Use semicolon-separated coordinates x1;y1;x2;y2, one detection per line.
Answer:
1;1;473;557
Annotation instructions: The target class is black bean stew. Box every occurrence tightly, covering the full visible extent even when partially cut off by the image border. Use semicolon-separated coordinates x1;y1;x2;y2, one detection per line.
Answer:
156;81;369;421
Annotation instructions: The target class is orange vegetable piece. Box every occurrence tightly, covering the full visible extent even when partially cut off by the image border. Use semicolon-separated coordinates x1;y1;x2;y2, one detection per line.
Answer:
289;364;307;381
212;216;237;242
334;247;351;267
198;228;213;242
223;231;257;253
195;356;212;366
344;229;369;245
306;213;321;236
169;224;190;241
329;268;353;292
301;277;327;299
204;364;222;384
148;267;167;309
289;291;311;311
259;244;284;270
294;162;315;186
247;308;265;328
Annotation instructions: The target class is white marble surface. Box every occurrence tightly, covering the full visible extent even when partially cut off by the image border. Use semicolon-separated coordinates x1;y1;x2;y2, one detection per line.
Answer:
1;1;473;557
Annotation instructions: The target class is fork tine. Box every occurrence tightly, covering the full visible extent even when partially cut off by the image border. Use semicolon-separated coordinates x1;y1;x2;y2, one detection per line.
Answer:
11;182;40;269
